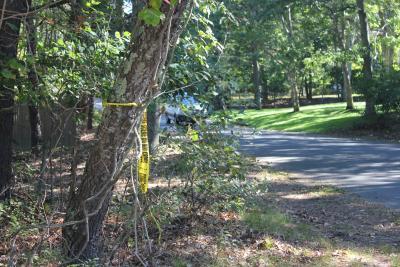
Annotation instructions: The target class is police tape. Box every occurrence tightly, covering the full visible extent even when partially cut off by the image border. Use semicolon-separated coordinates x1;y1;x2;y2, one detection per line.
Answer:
138;110;149;193
102;101;149;193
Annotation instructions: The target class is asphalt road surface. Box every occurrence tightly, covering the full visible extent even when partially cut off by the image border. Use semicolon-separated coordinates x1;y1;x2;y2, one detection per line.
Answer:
238;129;400;210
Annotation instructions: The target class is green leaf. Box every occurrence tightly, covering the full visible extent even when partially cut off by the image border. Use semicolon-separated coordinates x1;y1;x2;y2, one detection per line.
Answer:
68;51;77;59
57;38;65;47
7;59;22;70
1;69;16;80
150;0;162;10
115;31;121;39
138;8;165;26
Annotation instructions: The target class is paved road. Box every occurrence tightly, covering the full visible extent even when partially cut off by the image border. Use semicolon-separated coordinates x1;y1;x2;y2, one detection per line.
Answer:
237;130;400;210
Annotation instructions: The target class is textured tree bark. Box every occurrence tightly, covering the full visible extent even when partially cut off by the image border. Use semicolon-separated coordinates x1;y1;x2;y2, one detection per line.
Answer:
305;72;313;100
62;1;192;260
334;13;354;110
0;0;27;200
252;53;262;110
26;0;41;155
341;62;354;109
357;0;376;116
86;95;94;130
147;101;161;153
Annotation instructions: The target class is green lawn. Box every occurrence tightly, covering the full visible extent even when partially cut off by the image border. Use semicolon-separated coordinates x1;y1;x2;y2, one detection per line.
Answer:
230;102;366;134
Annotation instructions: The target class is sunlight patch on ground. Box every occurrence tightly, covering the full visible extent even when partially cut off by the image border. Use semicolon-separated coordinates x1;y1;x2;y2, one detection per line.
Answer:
281;191;342;200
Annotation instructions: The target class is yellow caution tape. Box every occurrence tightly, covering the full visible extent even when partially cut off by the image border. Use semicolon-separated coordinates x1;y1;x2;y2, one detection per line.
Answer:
138;110;150;193
103;99;149;193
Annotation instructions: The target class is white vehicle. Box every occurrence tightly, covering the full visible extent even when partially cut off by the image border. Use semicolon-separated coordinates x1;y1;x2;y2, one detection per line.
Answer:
165;96;204;125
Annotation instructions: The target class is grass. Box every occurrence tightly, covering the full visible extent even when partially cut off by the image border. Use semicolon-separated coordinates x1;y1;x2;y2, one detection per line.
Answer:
230;102;366;134
242;206;314;241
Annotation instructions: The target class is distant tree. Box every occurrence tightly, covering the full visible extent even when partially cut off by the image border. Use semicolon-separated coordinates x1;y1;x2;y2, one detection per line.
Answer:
0;0;28;200
357;0;376;116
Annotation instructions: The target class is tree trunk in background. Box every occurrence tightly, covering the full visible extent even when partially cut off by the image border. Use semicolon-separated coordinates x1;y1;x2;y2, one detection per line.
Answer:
86;95;94;130
288;71;300;112
262;84;269;104
63;1;192;260
305;72;313;100
214;94;226;110
383;45;394;72
262;86;269;104
26;1;42;154
334;12;354;110
70;0;84;32
285;6;300;112
341;62;353;109
147;102;161;153
111;0;125;32
357;0;376;116
260;66;269;104
0;0;27;200
333;14;346;101
379;10;394;72
252;51;262;110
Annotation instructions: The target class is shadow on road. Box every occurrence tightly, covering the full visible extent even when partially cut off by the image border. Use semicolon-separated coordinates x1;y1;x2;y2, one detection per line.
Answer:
239;131;400;209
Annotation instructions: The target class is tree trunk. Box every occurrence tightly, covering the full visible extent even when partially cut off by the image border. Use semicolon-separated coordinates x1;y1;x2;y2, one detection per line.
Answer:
285;5;300;112
26;2;42;154
111;0;125;33
147;101;161;153
62;1;192;260
262;83;269;105
252;51;262;110
288;71;300;112
379;10;394;72
334;12;354;110
357;0;376;116
305;72;313;100
0;0;27;200
260;66;269;104
86;95;94;130
342;62;354;109
383;46;394;72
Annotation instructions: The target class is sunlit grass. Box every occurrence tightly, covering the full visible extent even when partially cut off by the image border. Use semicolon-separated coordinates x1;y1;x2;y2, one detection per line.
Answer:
231;102;366;134
241;205;314;241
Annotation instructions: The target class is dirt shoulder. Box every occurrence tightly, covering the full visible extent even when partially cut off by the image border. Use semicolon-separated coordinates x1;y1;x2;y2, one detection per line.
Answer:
161;165;400;267
263;168;400;265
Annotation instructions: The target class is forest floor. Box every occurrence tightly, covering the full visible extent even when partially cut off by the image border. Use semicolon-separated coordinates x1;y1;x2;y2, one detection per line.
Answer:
230;102;400;142
159;163;400;267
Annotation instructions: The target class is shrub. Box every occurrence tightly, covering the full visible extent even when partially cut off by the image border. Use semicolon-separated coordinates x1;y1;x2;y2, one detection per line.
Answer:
354;69;400;114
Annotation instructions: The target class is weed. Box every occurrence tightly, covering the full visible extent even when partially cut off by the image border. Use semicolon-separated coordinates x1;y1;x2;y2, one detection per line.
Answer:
392;254;400;267
172;258;188;267
242;206;314;241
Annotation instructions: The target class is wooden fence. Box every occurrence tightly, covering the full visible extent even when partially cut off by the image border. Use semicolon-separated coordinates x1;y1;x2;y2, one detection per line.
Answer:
13;104;76;151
